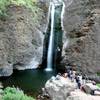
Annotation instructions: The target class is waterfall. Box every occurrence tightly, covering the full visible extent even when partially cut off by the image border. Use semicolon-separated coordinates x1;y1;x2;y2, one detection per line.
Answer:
45;2;55;71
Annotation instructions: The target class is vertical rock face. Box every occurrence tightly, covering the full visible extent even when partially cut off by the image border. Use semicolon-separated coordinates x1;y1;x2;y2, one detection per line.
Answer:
0;3;48;76
62;0;100;76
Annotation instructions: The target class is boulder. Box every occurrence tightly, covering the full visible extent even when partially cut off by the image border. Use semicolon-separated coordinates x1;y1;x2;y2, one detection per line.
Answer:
45;76;77;100
67;89;100;100
83;83;100;94
95;91;100;96
45;76;100;100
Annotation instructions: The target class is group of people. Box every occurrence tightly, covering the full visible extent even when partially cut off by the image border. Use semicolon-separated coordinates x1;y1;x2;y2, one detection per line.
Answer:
57;67;100;96
36;67;100;100
61;67;85;89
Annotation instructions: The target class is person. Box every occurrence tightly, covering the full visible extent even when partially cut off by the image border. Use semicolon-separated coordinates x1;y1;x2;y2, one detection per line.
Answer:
49;76;56;82
63;73;67;78
82;76;86;85
85;75;89;82
90;89;95;95
75;75;81;89
78;78;81;89
70;71;73;81
72;71;76;82
79;75;83;85
56;73;61;80
92;81;96;85
67;68;71;79
75;74;78;83
58;73;61;76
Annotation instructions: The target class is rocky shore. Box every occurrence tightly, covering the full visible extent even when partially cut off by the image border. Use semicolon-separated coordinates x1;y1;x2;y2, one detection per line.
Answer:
38;72;100;100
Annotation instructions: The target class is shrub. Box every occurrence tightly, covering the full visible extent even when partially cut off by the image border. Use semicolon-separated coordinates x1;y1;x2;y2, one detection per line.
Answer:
2;87;35;100
97;72;100;76
96;84;100;88
0;0;41;19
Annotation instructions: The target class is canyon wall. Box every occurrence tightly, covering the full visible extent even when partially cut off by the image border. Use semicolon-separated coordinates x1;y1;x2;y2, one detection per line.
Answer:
0;0;100;78
62;0;100;79
0;2;48;76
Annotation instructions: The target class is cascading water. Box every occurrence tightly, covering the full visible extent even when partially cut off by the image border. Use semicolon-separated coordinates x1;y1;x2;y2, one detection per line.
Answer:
45;0;66;71
45;2;55;71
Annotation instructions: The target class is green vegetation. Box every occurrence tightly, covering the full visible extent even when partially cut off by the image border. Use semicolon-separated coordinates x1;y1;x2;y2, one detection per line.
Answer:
0;0;41;20
97;72;100;76
96;84;100;88
2;87;35;100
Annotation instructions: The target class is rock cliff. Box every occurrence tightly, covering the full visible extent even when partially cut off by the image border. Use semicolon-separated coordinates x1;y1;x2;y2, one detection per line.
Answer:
62;0;100;78
0;0;100;77
0;2;48;76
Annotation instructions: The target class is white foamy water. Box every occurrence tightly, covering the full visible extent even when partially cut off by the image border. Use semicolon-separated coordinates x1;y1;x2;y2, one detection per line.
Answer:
45;2;55;71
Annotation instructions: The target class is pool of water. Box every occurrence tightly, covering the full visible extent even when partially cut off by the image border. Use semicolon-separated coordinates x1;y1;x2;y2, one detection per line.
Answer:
1;69;56;97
